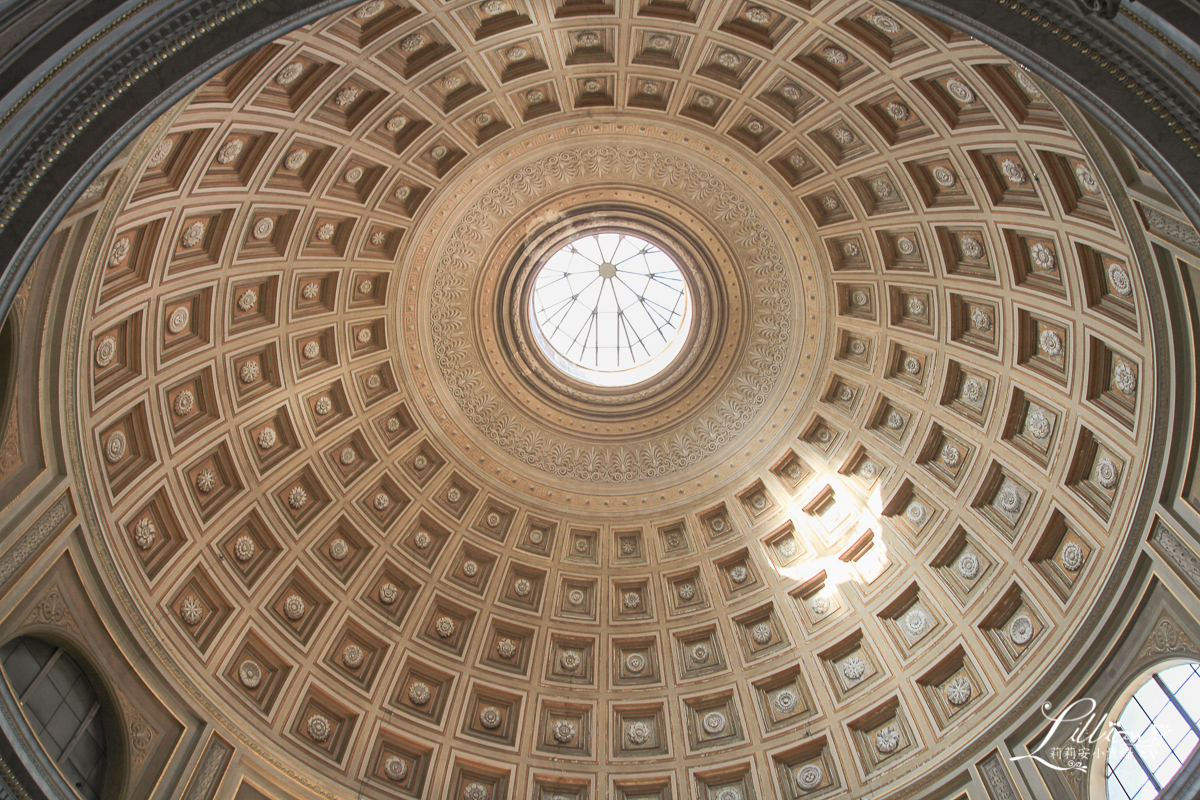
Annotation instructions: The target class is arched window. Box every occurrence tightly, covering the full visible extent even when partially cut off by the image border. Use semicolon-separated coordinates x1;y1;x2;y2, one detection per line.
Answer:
0;636;108;800
1106;662;1200;799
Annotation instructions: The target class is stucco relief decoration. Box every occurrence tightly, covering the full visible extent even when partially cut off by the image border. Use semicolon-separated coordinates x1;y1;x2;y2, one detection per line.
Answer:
745;6;771;24
24;587;81;636
1026;409;1051;440
1075;164;1102;195
822;46;848;65
283;594;305;620
810;594;831;615
342;645;363;668
1108;263;1133;296
183;739;232;800
427;145;797;484
147;139;173;168
945;676;972;706
797;763;823;790
716;51;741;69
116;691;157;773
905;607;929;635
216;139;243;164
384;756;407;781
179;596;204;625
287;486;308;509
238;660;262;688
627;721;651;745
306;714;331;742
933;166;956;187
1009;614;1034;645
378;582;398;604
946;79;974;104
408;682;431;705
1062;541;1084;571
134;518;156;550
257;428;276;449
1112;361;1137;396
1140;616;1197;659
842;654;866;681
180;221;205;249
275;63;302;85
479;706;502;729
168;307;190;334
774;688;799;714
1031;243;1057;271
95;336;116;366
1095;458;1118;489
996;484;1025;516
107;237;132;268
284;149;307;171
875;726;900;754
1001;159;1028;185
173;390;195;417
104;432;126;464
960;236;984;259
1153;527;1200;589
552;719;576;742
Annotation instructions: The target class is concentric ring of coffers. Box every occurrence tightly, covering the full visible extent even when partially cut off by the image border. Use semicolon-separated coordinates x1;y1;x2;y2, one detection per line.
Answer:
66;0;1157;797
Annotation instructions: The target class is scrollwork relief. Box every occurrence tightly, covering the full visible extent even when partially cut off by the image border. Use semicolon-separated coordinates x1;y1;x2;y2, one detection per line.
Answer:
24;586;81;637
116;691;157;774
1140;615;1197;659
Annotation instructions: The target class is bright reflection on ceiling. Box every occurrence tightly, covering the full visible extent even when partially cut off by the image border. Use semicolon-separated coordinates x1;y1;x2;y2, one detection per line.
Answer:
774;477;891;597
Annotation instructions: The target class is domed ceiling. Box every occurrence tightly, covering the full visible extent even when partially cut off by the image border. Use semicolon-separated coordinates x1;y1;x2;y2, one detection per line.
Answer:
63;0;1158;797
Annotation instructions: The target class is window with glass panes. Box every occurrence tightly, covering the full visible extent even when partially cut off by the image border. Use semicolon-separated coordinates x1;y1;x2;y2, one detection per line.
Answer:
0;636;107;800
1106;662;1200;799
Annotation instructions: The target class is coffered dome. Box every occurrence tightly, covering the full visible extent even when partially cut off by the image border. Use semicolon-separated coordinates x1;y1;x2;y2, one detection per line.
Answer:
55;0;1165;797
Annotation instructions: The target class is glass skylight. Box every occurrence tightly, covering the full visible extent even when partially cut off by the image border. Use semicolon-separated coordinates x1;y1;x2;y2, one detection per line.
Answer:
529;232;691;387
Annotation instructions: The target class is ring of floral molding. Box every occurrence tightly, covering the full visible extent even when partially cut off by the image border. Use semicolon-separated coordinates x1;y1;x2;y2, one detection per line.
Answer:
410;125;817;494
